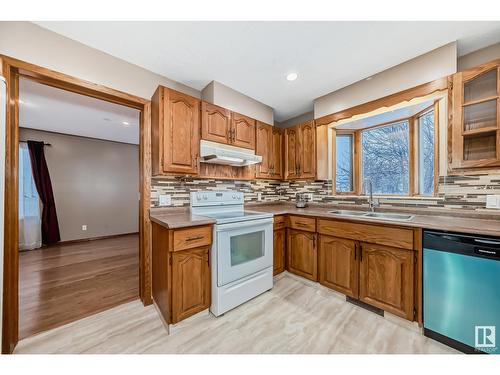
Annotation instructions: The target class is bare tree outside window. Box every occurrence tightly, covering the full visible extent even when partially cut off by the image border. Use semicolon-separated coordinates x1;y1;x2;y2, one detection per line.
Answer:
336;134;353;192
362;121;409;194
419;110;435;195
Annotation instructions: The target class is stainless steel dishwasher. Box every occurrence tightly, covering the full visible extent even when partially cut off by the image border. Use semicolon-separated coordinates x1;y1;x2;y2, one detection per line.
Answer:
423;230;500;354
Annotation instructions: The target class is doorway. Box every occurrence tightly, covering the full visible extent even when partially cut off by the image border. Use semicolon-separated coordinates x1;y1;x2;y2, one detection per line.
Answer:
1;55;152;354
17;78;141;338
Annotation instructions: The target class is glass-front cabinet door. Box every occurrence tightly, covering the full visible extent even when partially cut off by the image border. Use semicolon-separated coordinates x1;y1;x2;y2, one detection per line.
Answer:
452;60;500;169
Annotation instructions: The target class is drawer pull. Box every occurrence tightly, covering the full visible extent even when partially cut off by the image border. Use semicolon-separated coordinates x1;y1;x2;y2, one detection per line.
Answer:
186;235;205;241
296;222;308;226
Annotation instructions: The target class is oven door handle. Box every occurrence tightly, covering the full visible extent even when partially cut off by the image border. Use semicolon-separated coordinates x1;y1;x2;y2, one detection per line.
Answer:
215;218;274;232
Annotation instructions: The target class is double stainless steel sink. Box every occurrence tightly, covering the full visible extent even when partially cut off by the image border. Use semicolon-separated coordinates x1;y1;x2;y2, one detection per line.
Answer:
328;209;414;221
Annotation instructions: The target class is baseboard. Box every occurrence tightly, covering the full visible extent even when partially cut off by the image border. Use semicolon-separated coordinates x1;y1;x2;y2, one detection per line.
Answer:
49;232;139;247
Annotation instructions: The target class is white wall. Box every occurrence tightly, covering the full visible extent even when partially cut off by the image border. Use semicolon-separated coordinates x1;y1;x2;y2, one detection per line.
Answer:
458;42;500;71
201;80;274;124
314;43;457;119
0;22;200;100
277;111;314;128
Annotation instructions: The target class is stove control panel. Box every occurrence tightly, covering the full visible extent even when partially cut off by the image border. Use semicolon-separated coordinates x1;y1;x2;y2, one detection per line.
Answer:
191;191;244;207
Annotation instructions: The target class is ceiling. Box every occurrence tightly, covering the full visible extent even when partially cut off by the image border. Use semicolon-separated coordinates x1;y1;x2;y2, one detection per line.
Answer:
36;21;500;122
335;100;434;130
19;78;140;144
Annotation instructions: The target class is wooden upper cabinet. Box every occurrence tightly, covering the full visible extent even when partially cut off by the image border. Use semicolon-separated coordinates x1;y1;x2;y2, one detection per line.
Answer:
151;86;200;175
298;121;317;179
256;122;283;179
284;121;316;180
201;102;232;144
232;112;256;149
271;127;283;179
451;60;500;169
285;127;300;179
358;242;414;320
287;229;317;281
319;235;359;298
171;246;211;324
255;121;273;178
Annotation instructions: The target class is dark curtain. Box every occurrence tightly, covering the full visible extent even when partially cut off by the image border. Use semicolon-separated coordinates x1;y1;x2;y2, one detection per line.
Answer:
27;141;61;245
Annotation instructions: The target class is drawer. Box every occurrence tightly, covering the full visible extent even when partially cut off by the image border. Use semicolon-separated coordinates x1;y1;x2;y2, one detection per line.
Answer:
273;215;286;230
173;225;212;251
288;215;316;232
317;219;414;250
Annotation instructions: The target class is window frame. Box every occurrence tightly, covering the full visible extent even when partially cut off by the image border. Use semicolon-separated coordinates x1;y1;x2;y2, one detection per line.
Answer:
332;102;438;197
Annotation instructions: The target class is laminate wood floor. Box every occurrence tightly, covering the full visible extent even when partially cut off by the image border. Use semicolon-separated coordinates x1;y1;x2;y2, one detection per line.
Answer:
15;273;457;354
19;234;139;340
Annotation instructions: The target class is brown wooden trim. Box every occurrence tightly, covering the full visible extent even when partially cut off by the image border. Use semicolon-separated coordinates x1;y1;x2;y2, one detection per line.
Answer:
2;59;20;355
37;232;139;248
315;77;449;126
408;116;416;196
140;102;152;306
433;101;440;195
1;56;152;354
1;54;148;109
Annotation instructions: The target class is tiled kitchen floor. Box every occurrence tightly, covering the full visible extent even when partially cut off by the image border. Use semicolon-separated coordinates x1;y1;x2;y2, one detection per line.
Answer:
15;273;457;354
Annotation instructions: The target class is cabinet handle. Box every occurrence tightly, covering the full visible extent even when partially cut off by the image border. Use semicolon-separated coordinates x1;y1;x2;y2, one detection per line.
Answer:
313;234;316;249
359;244;363;262
354;243;357;260
231;129;236;143
186;235;204;242
296;222;309;227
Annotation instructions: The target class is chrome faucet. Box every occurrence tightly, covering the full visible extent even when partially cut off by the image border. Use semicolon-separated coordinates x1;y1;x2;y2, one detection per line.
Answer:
364;179;380;212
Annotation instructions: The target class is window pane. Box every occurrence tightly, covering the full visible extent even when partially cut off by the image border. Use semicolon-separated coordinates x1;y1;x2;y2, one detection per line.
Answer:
362;121;409;194
336;135;353;192
419;111;435;195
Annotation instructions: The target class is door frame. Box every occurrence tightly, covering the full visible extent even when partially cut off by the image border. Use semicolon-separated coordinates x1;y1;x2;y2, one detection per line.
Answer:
1;54;153;354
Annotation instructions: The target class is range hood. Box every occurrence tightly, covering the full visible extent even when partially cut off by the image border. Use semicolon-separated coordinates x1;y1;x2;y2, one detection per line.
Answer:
200;140;262;167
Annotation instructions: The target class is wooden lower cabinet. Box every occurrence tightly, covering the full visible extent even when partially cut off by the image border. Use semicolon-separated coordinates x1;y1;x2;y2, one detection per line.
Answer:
358;242;414;320
287;229;317;281
273;228;285;275
171;247;211;323
318;235;358;298
152;222;212;327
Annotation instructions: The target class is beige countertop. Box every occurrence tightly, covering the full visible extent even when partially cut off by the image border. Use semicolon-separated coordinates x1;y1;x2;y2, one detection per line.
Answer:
150;207;216;229
150;202;500;237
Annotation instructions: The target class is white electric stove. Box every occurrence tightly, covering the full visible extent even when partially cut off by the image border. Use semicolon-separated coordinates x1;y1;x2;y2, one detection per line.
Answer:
190;191;274;316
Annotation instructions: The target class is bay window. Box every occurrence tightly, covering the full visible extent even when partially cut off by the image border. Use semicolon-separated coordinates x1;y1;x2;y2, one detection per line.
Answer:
333;104;437;196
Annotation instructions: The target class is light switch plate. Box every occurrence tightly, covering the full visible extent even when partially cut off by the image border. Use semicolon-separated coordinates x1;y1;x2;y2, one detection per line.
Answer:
159;194;172;206
486;195;500;209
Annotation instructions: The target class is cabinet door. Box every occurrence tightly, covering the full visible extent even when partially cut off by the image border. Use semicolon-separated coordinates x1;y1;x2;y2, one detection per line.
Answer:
298;121;316;179
273;228;285;275
358;243;414;320
201;102;232;145
271;127;283;179
284;127;300;179
171;247;210;324
451;63;500;169
287;229;317;281
163;89;200;174
255;121;273;178
318;235;358;298
232;112;256;149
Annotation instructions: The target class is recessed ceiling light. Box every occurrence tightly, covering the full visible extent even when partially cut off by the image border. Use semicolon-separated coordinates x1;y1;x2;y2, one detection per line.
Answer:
122;121;130;126
286;73;298;81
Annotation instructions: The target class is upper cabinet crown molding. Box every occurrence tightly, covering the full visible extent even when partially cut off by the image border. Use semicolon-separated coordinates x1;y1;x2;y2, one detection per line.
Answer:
152;86;200;176
450;59;500;170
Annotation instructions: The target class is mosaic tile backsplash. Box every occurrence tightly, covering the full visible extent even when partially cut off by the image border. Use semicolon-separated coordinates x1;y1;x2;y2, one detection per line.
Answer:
151;172;500;211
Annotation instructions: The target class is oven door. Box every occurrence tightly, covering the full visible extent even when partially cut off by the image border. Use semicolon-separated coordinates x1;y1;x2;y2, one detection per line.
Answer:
216;218;273;286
